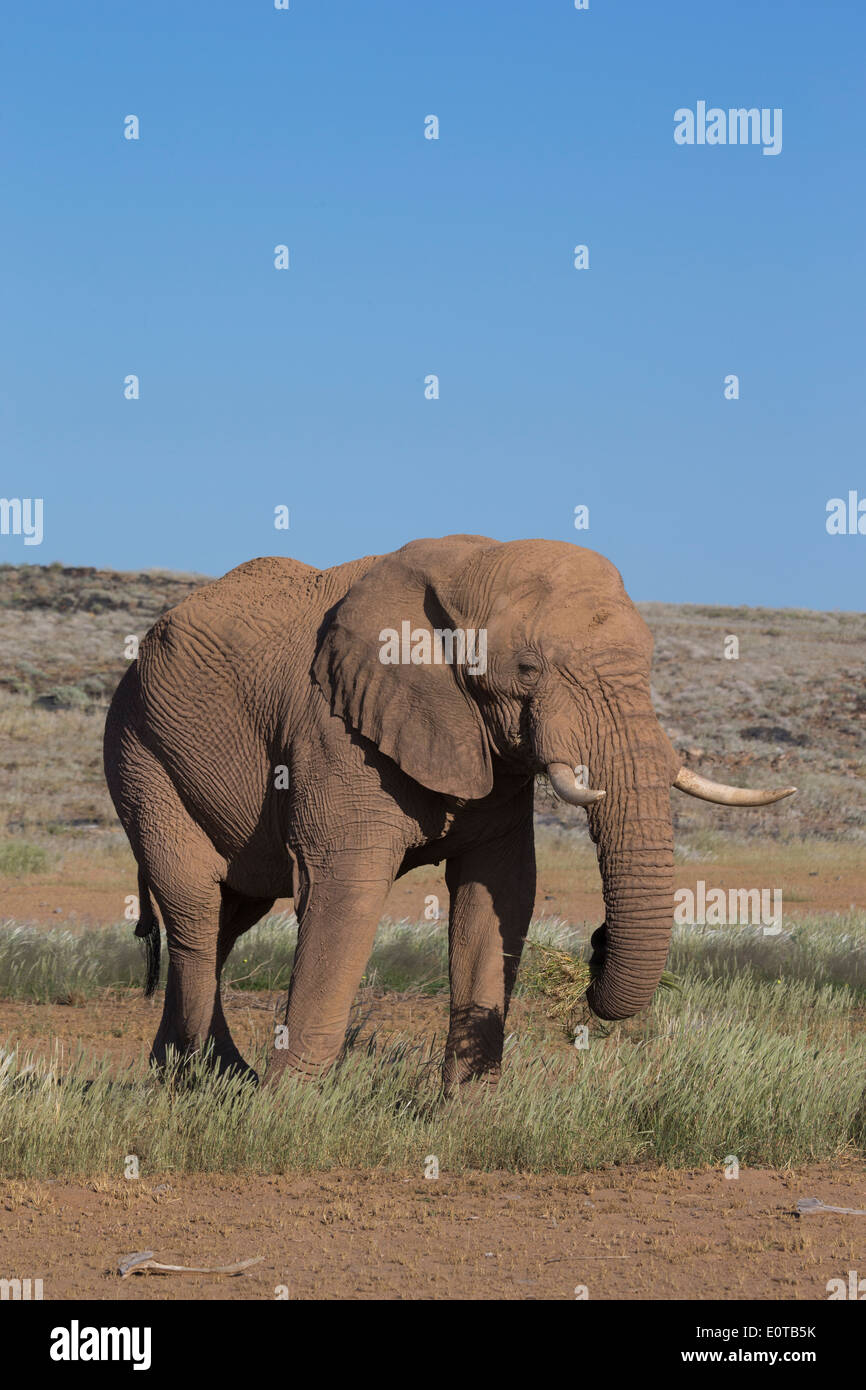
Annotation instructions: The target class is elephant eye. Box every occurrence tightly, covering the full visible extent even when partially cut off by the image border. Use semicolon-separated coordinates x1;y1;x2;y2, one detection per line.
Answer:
517;660;541;684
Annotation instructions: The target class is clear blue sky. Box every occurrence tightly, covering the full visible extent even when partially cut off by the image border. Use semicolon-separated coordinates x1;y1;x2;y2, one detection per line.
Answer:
2;1;863;608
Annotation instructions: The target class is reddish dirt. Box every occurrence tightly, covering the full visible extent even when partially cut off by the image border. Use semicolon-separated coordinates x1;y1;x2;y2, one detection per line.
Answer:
1;1165;863;1300
0;989;569;1073
1;854;862;928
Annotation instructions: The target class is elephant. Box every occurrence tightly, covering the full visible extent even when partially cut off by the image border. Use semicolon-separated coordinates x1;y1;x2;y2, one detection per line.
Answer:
103;535;795;1090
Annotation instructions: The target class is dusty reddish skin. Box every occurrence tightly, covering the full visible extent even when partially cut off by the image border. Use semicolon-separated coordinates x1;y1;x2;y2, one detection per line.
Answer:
102;536;727;1088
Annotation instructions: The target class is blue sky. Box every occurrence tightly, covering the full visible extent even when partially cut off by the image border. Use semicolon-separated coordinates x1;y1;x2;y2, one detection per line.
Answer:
2;1;863;608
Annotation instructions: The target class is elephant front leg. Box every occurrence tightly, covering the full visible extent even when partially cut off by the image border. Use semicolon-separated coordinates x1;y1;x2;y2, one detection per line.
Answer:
443;819;535;1094
265;858;394;1084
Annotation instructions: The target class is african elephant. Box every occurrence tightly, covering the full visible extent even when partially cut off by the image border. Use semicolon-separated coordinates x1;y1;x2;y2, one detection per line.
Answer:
103;536;794;1090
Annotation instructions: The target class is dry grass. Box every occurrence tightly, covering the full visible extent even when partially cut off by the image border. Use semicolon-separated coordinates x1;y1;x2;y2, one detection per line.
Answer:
523;940;682;1039
0;910;864;1176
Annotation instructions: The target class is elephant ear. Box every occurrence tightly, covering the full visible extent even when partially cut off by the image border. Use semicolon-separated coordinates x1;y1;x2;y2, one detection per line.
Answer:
312;536;499;800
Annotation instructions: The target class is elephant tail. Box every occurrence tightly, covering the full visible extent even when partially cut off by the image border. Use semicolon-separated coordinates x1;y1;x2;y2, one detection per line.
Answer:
134;868;161;997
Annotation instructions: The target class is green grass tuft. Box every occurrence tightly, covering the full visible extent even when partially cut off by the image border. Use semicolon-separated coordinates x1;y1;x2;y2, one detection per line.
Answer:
0;842;49;876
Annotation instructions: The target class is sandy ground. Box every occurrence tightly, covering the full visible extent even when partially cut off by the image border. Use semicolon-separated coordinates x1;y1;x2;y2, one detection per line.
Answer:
1;1165;863;1301
0;988;447;1070
0;988;575;1079
1;851;862;929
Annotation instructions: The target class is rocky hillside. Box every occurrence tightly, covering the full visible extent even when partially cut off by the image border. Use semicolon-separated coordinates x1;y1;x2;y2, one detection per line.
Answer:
0;564;862;843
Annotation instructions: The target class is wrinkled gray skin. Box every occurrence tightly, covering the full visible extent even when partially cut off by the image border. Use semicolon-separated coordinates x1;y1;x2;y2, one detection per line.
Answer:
103;536;782;1091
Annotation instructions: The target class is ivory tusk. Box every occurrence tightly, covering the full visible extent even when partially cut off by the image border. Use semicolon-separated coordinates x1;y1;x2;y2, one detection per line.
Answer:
547;762;606;807
673;767;796;807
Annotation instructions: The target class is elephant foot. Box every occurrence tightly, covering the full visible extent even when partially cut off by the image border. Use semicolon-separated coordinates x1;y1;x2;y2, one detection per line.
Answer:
443;1003;505;1096
261;1049;335;1089
149;1038;258;1086
216;1055;259;1085
441;1071;501;1110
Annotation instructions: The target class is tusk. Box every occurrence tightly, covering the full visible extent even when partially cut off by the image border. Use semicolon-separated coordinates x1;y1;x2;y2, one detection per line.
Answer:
547;762;606;807
673;767;796;807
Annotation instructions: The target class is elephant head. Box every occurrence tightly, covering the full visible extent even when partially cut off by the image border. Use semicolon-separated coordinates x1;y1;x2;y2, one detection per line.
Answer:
313;535;794;1021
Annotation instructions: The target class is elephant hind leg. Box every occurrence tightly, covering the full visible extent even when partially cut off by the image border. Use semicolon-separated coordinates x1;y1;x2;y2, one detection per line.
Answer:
109;723;258;1078
129;804;251;1078
154;890;275;1079
149;885;256;1080
196;891;277;1077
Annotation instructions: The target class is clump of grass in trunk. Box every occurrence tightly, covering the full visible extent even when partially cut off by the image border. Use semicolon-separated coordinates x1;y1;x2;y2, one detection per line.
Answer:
523;941;682;1039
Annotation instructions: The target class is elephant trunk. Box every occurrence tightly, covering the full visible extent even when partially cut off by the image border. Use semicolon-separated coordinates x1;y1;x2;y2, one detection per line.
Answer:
585;830;674;1020
541;688;676;1022
584;711;675;1019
